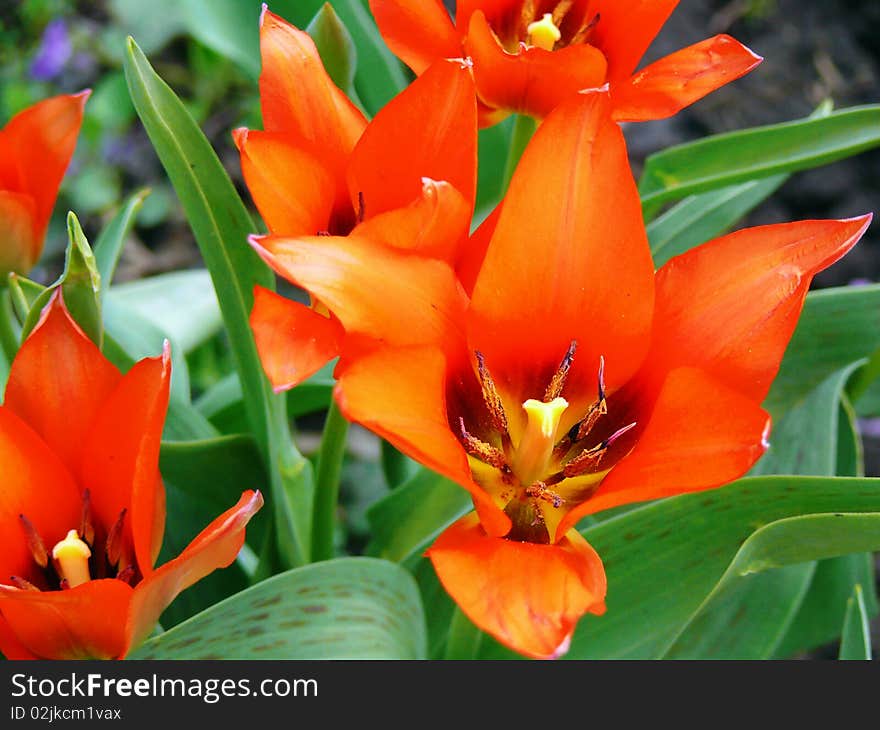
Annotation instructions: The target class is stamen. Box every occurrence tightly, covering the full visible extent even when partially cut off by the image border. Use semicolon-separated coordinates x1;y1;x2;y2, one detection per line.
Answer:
575;355;607;441
116;565;136;585
563;421;637;478
526;482;565;508
569;12;600;46
18;514;48;569
357;191;366;224
475;351;509;436
544;340;577;402
517;0;539;43
79;489;95;546
459;418;509;471
551;0;575;26
527;12;562;50
9;576;39;591
52;530;92;588
105;509;128;567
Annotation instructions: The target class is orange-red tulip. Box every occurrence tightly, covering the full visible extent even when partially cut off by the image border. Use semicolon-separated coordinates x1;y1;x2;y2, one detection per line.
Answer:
369;0;762;125
0;91;88;278
250;86;870;659
239;8;477;392
0;293;262;659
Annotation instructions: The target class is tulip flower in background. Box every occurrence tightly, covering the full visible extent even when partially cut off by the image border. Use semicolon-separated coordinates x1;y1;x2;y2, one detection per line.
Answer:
369;0;762;125
0;293;262;659
238;8;477;392
0;92;88;279
250;87;870;658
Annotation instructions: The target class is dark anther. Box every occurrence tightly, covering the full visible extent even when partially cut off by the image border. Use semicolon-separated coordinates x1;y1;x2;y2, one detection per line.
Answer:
357;191;366;224
80;489;95;546
116;565;136;585
9;575;39;591
19;514;48;569
459;418;509;470
105;509;128;567
544;340;577;402
475;351;509;436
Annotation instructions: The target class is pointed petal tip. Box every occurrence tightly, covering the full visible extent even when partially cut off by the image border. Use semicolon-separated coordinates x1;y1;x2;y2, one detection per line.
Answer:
259;3;270;27
161;339;171;369
231;127;249;150
74;89;92;104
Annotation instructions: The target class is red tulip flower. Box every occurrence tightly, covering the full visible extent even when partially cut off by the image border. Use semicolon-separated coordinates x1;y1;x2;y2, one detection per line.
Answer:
250;86;869;659
0;91;88;278
238;8;477;393
369;0;762;125
0;294;263;659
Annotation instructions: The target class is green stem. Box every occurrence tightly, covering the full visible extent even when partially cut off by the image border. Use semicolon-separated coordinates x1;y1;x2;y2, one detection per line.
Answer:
0;287;20;365
502;114;539;191
310;399;350;562
443;607;483;660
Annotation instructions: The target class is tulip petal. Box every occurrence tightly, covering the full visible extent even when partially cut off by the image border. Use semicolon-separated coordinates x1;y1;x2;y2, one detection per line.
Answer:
0;191;37;275
80;345;171;576
558;367;770;535
0;579;132;659
335;345;510;536
352;178;471;265
464;11;607;119
125;491;263;654
0;91;88;240
0;615;38;659
251;233;467;349
5;293;122;477
428;513;606;659
647;216;872;402
468;89;654;404
250;285;343;392
0;407;81;584
348;59;477;218
456;202;501;295
612;35;762;122
258;9;366;167
234;128;340;236
587;0;679;81
368;0;459;75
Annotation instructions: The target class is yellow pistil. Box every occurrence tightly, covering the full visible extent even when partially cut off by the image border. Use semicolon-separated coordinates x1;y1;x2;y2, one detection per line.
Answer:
527;13;562;51
513;397;568;485
52;529;92;588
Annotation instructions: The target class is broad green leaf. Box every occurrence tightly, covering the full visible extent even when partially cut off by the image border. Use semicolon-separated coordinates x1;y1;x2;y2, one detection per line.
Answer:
839;584;872;660
380;440;420;489
639;105;880;216
93;188;149;296
475;117;513;224
475;476;880;659
124;38;313;567
837;395;864;478
106;270;222;353
366;469;471;568
647;174;786;268
181;0;261;79
130;557;427;659
307;2;359;102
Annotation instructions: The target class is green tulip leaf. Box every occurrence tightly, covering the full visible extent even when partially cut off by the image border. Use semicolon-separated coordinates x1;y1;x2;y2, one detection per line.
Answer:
93;187;149;297
839;584;872;660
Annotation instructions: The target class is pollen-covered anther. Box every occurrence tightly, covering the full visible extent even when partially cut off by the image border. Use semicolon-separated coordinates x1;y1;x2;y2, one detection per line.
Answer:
79;488;95;546
544;340;577;402
569;12;600;46
475;351;509;436
525;482;565;508
575;355;608;441
527;12;562;50
105;508;128;567
9;575;39;591
563;421;637;478
459;418;509;471
51;529;92;589
18;514;48;569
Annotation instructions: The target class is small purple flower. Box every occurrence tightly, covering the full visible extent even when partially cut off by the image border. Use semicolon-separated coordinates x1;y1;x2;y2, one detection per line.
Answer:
30;20;72;81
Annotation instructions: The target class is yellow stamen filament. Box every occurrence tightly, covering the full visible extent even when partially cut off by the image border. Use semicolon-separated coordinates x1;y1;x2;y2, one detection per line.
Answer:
513;397;568;485
51;530;92;588
527;13;562;51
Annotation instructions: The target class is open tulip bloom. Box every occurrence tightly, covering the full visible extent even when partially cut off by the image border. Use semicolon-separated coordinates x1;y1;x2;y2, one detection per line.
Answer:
247;85;870;659
0;294;262;659
368;0;763;125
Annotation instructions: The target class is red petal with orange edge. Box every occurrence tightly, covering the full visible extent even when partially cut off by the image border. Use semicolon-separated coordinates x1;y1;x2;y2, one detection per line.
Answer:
464;12;607;119
0;91;88;240
335;345;510;537
5;292;121;476
251;285;343;392
647;215;872;403
368;0;459;75
125;491;263;655
251;233;467;350
558;367;769;535
235;128;339;236
348;59;477;218
80;346;171;577
468;89;654;406
0;579;132;659
0;191;37;275
428;514;606;659
258;9;366;170
588;0;679;82
0;407;81;584
352;178;471;265
612;35;762;122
